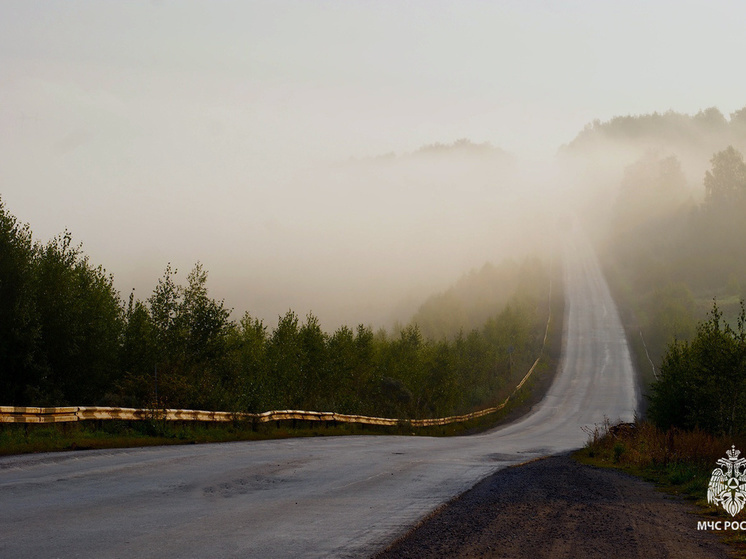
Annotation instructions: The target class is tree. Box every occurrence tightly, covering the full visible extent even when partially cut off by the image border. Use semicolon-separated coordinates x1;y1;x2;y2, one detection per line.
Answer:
33;232;123;404
231;312;268;412
327;325;358;412
298;313;328;409
181;263;232;366
693;107;728;133
729;106;746;131
648;301;746;435
117;292;157;407
145;262;234;409
704;146;746;205
0;197;39;404
644;283;696;365
266;311;302;408
613;153;688;234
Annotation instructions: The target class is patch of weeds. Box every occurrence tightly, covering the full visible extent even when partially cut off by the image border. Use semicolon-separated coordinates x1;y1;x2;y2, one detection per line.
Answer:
574;419;746;558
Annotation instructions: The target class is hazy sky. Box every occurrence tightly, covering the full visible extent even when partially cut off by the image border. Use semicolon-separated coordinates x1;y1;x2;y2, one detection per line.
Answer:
2;1;745;327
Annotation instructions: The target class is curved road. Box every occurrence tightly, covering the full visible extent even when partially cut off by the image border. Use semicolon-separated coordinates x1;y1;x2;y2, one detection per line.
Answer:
0;229;638;558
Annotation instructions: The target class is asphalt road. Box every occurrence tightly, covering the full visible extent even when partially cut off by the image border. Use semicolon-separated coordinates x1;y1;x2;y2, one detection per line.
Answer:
0;229;639;558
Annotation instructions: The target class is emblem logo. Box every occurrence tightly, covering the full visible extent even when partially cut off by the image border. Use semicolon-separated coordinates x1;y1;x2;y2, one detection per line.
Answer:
708;446;746;517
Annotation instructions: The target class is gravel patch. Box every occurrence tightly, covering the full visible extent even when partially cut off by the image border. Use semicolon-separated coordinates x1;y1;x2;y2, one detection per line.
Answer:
373;454;733;558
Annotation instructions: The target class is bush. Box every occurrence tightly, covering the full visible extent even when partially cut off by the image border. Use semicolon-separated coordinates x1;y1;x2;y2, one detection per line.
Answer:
648;300;746;436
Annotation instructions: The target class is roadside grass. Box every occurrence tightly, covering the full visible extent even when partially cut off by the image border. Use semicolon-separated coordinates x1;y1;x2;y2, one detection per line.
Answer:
573;419;746;556
0;418;461;456
0;352;558;457
0;381;542;456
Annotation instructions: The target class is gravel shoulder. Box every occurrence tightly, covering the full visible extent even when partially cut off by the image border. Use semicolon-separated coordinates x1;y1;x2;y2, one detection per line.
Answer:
373;454;733;559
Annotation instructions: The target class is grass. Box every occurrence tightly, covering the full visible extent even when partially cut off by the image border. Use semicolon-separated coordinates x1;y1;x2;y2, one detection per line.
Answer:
0;420;413;456
0;361;556;457
574;418;746;556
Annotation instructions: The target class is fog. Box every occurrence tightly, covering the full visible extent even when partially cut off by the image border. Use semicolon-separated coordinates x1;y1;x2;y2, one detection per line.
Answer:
2;1;745;329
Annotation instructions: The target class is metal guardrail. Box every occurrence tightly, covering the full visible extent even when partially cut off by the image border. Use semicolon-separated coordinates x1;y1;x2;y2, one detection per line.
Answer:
2;267;554;428
0;390;528;427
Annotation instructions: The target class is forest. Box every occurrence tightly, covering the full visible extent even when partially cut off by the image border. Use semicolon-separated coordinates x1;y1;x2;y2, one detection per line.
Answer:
0;196;552;420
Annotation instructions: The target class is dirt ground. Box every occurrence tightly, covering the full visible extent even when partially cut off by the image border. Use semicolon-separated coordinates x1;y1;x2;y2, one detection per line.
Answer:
373;454;733;559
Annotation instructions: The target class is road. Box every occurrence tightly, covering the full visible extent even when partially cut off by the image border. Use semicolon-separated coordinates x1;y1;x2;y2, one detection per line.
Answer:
0;229;638;558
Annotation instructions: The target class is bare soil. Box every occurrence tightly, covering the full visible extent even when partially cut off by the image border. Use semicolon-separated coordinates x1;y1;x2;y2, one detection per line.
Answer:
373;454;733;559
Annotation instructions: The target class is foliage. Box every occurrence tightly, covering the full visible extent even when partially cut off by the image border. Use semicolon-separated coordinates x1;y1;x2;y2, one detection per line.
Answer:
32;233;124;405
704;146;746;205
0;195;551;419
410;257;547;340
578;419;731;495
1;198;124;405
602;146;746;383
648;301;746;436
0;199;38;404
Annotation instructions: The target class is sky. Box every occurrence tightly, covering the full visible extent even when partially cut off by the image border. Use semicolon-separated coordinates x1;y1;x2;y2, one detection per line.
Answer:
1;0;745;328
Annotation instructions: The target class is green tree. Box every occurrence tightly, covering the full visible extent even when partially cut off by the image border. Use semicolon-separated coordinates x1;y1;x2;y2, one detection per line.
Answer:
299;313;328;409
266;311;303;408
649;301;746;436
0;197;39;404
146;262;233;409
420;341;457;416
644;283;696;365
180;263;233;409
231;312;268;412
147;264;188;406
352;324;377;414
181;263;232;366
117;292;157;407
33;232;123;404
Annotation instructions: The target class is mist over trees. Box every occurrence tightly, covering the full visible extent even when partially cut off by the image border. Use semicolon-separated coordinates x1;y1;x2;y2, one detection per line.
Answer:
602;145;746;374
563;107;746;158
559;106;746;238
411;138;512;161
7;103;745;433
704;145;746;205
281;136;548;330
409;258;548;340
580;106;746;434
0;196;551;418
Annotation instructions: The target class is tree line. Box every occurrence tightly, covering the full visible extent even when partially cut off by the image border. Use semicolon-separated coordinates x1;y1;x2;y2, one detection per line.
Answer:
563;106;746;154
0;197;550;418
